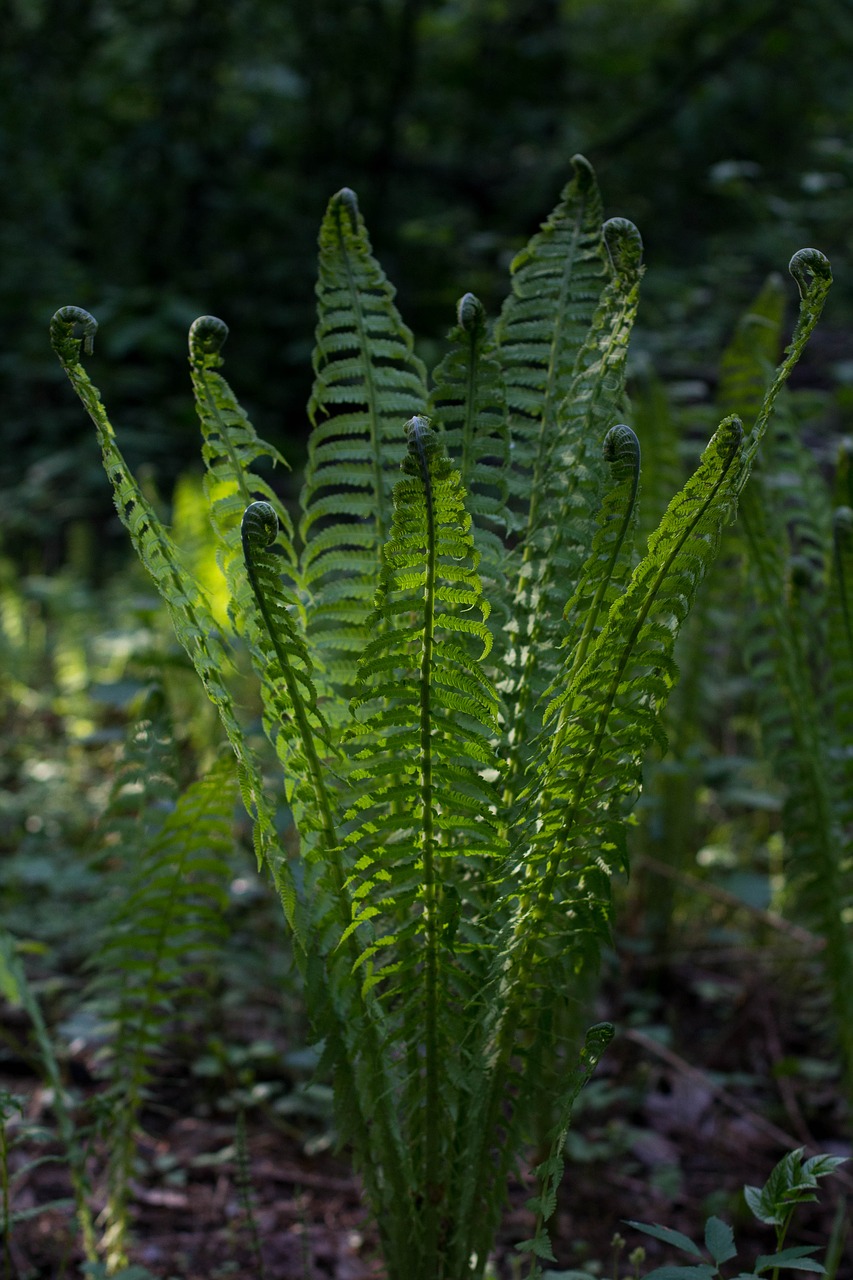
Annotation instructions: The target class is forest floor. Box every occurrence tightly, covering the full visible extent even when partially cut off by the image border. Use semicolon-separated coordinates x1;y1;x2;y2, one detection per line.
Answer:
3;887;853;1280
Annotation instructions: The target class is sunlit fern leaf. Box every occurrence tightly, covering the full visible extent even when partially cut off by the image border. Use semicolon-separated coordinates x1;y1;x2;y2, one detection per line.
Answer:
188;315;300;623
300;188;428;693
240;500;340;858
501;216;644;801
495;153;605;478
428;292;510;643
48;308;290;917
86;718;236;1273
344;418;501;971
538;414;745;860
561;423;641;677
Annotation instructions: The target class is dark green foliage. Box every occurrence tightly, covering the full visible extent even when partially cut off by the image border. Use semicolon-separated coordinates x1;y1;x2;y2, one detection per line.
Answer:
85;697;236;1269
628;1146;846;1279
708;263;853;1105
51;159;830;1280
6;0;853;565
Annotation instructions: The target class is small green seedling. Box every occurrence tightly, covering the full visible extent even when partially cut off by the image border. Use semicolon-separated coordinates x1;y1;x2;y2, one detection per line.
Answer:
626;1148;847;1279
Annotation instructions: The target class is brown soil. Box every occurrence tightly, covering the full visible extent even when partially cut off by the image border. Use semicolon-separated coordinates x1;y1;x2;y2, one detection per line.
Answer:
3;921;852;1280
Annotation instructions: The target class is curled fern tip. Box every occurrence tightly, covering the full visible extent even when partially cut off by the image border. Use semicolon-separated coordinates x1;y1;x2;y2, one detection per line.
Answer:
189;315;229;366
50;306;97;363
241;500;279;555
603;218;643;275
603;424;640;478
457;291;484;331
570;153;596;189
788;248;832;299
333;186;360;233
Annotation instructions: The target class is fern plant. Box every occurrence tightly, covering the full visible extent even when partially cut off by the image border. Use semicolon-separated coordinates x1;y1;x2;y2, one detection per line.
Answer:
713;276;853;1106
50;155;831;1279
84;689;235;1271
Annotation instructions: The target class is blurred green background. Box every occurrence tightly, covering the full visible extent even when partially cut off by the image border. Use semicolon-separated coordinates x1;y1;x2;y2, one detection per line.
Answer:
3;0;853;564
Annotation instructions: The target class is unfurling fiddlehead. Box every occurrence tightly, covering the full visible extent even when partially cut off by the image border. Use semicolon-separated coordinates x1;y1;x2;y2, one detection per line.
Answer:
189;314;229;369
50;306;97;365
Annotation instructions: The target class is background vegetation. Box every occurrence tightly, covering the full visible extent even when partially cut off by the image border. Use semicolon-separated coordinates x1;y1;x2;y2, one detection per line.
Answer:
1;1;852;1275
4;0;853;558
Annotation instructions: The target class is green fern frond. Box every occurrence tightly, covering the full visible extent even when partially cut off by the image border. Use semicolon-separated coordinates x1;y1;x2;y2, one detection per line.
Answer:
299;188;428;689
49;308;288;911
428;292;510;636
241;498;417;1251
188;315;300;620
87;712;236;1272
241;501;340;855
496;154;605;455
719;253;851;1099
343;417;504;1266
740;249;832;474
538;415;744;861
740;487;853;1095
462;415;744;1263
345;417;501;982
501;215;645;800
561;422;642;677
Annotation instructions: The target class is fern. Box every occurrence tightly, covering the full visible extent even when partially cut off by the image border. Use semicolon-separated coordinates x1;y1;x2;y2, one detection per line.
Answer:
501;213;645;801
300;188;428;694
722;280;853;1100
48;308;293;918
86;701;235;1270
428;292;510;638
52;161;832;1280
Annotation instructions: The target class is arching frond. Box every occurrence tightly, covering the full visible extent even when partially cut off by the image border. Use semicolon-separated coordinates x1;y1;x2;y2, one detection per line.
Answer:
241;500;337;847
48;308;290;917
188;315;300;621
495;153;606;478
299;188;428;692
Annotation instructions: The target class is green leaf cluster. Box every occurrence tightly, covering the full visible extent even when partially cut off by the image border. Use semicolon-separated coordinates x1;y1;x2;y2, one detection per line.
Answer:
628;1146;846;1280
50;157;830;1280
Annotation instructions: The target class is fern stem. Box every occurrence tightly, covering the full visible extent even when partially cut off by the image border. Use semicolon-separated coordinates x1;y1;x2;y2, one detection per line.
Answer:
410;416;442;1268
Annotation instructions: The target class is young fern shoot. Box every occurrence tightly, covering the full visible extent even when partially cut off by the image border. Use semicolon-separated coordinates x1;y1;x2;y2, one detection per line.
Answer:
52;157;831;1280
